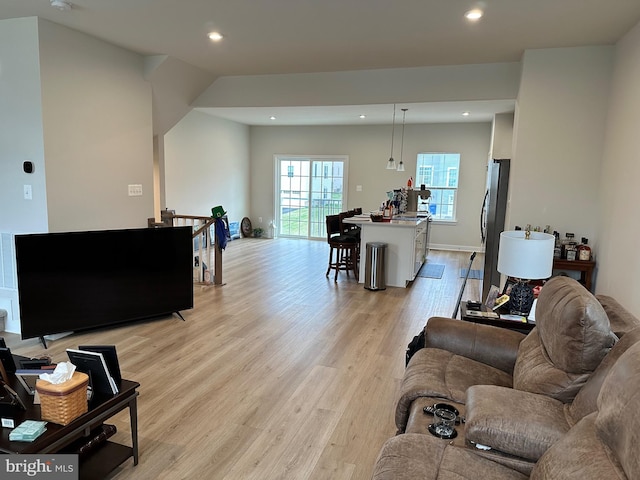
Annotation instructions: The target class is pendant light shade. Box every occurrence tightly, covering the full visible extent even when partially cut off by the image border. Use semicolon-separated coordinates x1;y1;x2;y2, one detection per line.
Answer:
386;104;397;169
397;108;408;172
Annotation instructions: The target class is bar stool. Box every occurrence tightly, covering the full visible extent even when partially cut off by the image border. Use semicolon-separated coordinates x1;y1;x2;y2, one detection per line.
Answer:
325;214;359;282
339;210;361;259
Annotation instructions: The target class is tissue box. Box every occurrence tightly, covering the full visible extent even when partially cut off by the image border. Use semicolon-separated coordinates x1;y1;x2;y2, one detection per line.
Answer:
36;372;89;425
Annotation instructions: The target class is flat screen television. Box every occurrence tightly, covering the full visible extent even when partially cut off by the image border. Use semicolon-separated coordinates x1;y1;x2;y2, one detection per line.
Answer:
15;226;193;342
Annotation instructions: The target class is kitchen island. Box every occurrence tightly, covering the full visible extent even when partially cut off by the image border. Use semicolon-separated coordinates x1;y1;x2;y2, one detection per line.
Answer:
344;214;431;288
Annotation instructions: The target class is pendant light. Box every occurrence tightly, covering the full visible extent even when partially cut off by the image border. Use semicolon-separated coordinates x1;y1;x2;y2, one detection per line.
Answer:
386;104;397;169
397;108;408;172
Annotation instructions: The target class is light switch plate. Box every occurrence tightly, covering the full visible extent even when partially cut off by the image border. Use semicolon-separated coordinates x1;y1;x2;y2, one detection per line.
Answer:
23;184;32;200
128;184;143;196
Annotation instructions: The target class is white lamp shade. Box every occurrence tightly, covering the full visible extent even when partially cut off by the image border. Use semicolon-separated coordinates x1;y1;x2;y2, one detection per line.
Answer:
497;231;555;280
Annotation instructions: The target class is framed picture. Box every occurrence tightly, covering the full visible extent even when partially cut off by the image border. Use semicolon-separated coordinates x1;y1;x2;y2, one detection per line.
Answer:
502;277;518;296
15;370;43;395
67;349;119;395
484;285;501;309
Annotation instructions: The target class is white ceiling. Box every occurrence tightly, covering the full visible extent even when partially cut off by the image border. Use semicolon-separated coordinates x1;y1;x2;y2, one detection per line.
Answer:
3;0;640;126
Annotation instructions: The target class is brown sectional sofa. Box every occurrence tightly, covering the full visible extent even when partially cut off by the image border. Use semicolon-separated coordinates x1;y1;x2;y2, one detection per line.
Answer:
373;276;640;479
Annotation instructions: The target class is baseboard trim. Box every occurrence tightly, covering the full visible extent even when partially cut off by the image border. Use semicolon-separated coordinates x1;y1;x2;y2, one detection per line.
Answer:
430;244;485;253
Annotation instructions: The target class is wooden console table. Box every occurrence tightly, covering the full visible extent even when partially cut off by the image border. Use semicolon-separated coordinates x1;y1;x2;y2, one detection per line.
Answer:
552;258;596;292
0;378;139;480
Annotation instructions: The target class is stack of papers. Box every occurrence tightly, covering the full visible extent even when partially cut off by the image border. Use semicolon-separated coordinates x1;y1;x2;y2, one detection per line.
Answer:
9;420;47;442
465;310;499;319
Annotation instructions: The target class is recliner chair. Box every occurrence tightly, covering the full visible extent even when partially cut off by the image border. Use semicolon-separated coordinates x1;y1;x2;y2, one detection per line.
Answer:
395;276;617;434
373;337;640;480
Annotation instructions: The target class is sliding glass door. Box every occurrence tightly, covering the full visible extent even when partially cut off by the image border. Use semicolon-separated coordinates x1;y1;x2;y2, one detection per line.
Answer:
276;155;348;239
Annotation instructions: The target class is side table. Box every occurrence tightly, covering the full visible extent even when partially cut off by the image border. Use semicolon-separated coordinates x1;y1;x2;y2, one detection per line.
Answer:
460;303;535;334
1;377;140;480
552;258;596;292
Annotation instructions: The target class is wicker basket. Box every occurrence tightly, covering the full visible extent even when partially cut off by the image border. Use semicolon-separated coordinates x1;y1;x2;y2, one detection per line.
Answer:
36;371;89;425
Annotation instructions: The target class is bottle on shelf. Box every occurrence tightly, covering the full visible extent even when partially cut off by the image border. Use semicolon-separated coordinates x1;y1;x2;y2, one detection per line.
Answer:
578;238;592;261
561;233;576;259
553;231;562;259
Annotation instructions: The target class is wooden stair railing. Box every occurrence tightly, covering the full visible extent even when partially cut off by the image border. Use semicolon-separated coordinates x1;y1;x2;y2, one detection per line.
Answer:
148;211;223;286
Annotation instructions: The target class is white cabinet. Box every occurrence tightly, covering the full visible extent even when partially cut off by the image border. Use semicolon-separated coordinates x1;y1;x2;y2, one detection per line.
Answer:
413;221;429;277
345;217;430;288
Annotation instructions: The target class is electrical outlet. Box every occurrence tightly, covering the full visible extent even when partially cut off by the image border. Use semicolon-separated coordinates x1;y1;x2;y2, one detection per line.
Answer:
259;217;263;223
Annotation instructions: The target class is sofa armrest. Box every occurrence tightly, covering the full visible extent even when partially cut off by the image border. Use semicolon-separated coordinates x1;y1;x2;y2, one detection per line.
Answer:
465;385;571;461
424;317;526;374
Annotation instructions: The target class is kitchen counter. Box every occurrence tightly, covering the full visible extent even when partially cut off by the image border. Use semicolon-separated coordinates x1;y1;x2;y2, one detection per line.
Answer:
343;215;428;227
344;214;431;287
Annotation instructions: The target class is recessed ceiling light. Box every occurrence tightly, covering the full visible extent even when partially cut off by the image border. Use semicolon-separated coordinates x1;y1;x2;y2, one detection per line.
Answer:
270;116;276;120
462;111;470;116
208;31;224;42
50;0;72;11
359;115;366;119
464;9;483;21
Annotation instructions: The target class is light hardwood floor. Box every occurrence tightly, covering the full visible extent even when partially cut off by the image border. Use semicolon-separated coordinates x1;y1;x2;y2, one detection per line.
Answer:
6;238;483;480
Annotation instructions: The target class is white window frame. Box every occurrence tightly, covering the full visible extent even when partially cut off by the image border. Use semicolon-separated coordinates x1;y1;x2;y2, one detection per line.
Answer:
275;155;349;238
416;153;460;222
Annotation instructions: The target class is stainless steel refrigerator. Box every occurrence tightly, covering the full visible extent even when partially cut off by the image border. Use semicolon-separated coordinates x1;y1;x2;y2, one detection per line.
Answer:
481;158;510;300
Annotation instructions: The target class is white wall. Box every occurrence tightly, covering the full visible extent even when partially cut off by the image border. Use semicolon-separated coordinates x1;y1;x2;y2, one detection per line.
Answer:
164;110;250;224
509;47;614;251
143;55;216;137
490;113;514;160
0;18;49;234
38;19;154;232
0;18;156;332
596;21;640;312
249;123;491;249
195;63;521;107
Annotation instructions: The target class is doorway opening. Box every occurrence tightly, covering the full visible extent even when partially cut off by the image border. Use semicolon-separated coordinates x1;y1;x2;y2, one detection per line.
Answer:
276;155;348;239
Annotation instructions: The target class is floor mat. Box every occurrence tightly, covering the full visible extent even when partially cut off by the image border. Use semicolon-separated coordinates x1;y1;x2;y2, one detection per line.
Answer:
460;268;483;280
417;263;445;279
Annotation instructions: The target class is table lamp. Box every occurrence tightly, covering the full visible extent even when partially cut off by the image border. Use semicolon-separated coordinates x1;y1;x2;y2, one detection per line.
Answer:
497;229;555;316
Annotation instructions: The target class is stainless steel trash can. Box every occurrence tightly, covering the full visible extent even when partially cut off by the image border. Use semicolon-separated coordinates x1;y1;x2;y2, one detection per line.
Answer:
364;242;387;290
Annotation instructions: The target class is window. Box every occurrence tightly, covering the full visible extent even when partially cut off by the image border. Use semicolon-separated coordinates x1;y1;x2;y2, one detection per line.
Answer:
415;153;460;221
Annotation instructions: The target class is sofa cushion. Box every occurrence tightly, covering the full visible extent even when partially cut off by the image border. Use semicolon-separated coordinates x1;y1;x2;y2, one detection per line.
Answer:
372;433;528;480
513;329;592;402
569;326;640;423
596;294;640;337
530;413;625;479
372;433;448;480
595;340;640;480
437;445;529;480
424;317;525;374
396;348;512;432
465;385;570;461
535;276;616;373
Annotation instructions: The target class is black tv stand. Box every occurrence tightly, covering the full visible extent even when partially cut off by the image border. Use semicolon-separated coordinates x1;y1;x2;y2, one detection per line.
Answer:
39;336;47;349
174;311;186;321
